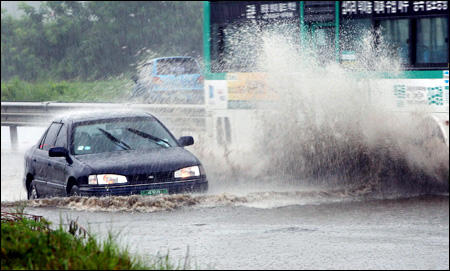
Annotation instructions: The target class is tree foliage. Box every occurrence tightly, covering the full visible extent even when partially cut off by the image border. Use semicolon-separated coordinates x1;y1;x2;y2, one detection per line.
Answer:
1;1;203;81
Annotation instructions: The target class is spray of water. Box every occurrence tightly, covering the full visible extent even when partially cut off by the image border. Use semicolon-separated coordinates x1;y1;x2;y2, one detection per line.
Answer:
193;22;449;196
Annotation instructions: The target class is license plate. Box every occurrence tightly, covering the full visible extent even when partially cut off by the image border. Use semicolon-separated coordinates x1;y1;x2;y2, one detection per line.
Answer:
141;189;168;196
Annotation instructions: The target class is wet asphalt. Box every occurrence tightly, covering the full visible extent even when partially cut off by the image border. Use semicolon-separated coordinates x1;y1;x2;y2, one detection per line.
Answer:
2;129;449;269
5;195;447;270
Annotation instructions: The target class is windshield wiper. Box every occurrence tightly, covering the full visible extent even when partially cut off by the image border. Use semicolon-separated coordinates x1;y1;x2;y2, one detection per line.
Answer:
126;128;171;148
98;128;131;150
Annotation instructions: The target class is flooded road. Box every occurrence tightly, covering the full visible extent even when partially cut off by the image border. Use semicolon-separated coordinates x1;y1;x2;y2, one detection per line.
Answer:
1;126;46;201
2;1;449;269
4;196;448;270
2;127;449;269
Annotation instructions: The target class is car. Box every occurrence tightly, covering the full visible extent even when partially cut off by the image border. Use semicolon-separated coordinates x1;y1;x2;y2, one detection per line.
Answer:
23;111;208;199
131;56;204;104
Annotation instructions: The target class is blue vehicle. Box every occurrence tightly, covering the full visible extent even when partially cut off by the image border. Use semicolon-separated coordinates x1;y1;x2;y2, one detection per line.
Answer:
132;57;204;104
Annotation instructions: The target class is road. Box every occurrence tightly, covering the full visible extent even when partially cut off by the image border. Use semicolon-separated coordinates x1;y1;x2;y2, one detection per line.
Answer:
1;126;449;269
3;195;448;270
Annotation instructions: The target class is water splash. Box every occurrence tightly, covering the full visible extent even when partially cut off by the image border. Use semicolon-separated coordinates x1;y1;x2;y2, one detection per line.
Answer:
1;184;376;213
193;22;449;195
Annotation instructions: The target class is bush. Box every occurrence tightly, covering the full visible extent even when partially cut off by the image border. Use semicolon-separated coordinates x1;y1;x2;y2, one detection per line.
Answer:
1;78;25;101
1;212;176;270
1;78;133;102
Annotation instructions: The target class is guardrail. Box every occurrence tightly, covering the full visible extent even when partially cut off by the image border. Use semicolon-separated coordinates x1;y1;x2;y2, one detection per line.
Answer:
1;102;210;150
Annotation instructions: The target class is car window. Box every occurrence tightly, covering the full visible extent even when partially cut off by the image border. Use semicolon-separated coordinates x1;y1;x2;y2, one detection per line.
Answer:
54;124;67;148
156;58;200;75
41;123;62;151
72;117;178;155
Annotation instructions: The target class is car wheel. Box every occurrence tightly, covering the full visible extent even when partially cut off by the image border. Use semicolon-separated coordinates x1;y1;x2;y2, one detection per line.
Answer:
69;185;80;197
28;182;39;200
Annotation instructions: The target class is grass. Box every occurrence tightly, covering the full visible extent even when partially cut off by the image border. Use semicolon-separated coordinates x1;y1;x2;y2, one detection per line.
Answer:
1;210;180;270
1;77;134;103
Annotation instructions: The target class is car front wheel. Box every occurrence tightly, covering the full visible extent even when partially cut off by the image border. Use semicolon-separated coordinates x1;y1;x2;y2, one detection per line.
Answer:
69;185;80;197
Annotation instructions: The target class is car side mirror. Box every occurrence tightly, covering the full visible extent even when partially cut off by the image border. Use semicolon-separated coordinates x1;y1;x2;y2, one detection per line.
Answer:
178;136;194;147
49;147;73;164
49;147;68;157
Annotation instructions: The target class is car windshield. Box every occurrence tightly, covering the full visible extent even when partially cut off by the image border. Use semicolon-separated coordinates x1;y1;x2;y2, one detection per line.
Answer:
156;58;200;75
72;117;178;155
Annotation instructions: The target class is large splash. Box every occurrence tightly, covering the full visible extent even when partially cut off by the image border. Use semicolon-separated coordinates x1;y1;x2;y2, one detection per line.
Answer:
191;22;449;195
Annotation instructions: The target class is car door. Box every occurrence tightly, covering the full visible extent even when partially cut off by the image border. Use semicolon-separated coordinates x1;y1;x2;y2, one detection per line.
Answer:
32;129;50;194
47;123;68;197
33;122;62;196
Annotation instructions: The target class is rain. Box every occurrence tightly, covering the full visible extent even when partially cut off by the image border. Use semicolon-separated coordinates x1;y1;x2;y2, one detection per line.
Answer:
1;1;449;269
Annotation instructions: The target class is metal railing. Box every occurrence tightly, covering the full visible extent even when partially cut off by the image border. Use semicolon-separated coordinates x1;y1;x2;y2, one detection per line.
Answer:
1;102;210;150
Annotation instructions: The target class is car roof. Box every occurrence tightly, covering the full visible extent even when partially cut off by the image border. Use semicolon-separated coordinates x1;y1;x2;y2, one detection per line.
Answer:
54;110;155;124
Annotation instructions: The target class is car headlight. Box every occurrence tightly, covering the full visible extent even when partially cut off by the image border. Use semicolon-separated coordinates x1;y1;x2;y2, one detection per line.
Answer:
174;166;200;179
88;174;127;185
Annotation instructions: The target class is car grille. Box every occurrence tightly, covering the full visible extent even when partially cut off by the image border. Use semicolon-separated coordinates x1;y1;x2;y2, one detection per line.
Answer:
128;171;174;185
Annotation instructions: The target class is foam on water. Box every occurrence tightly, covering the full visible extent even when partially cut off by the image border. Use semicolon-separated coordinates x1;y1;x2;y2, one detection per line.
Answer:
1;184;376;213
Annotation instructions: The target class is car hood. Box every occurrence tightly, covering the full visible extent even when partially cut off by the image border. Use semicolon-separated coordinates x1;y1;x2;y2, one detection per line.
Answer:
74;147;200;175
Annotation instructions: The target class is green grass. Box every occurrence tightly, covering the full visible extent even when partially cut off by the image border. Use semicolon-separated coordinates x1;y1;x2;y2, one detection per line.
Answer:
1;78;134;103
1;213;179;270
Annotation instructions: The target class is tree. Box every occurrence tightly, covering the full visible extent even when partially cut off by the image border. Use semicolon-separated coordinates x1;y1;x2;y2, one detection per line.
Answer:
1;1;203;81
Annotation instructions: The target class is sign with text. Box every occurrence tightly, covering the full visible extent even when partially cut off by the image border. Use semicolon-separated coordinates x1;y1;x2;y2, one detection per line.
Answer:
211;1;300;24
340;1;448;18
386;79;449;112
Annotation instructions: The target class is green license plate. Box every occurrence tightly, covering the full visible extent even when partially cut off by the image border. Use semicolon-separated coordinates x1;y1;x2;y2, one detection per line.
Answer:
141;189;168;196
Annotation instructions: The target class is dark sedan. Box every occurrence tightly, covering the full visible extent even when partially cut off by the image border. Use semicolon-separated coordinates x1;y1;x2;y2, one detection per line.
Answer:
23;111;208;199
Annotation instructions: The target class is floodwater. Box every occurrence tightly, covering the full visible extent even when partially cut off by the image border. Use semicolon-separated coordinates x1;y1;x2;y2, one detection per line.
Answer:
1;126;46;201
1;27;449;269
1;132;449;269
3;195;449;270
